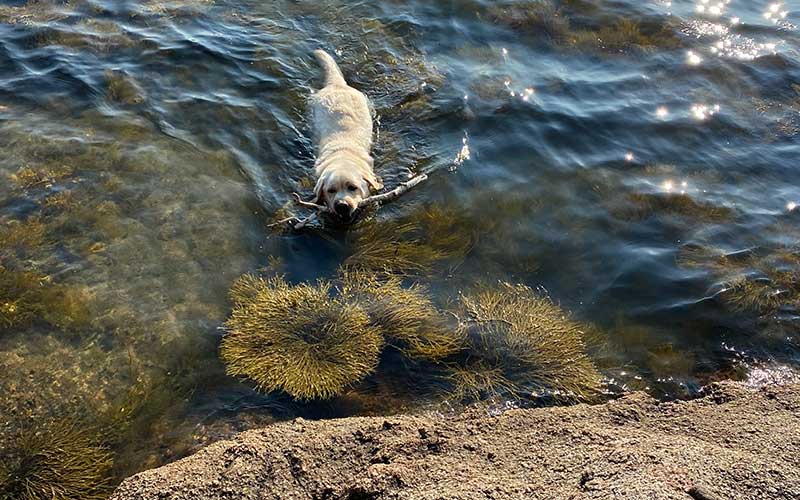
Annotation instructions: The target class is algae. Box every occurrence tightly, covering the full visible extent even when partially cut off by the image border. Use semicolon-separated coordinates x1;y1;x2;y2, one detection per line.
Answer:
0;418;114;500
344;205;475;276
611;192;735;223
448;283;604;402
222;275;384;400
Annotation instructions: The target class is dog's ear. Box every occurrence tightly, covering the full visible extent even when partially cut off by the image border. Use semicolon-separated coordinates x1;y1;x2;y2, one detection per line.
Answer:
312;172;329;205
363;171;383;191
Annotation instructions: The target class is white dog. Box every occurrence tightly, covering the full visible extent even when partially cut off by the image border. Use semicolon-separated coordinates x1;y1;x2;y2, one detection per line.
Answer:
310;49;382;222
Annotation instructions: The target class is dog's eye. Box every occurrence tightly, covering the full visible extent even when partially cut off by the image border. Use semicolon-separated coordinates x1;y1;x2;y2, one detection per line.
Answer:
347;184;358;192
327;187;337;194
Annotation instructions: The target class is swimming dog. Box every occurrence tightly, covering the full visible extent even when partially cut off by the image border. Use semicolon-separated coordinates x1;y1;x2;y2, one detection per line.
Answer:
310;49;382;223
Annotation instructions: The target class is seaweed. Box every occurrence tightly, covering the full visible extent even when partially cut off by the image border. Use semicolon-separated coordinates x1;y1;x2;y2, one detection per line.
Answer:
344;206;475;276
339;271;464;361
0;418;114;500
611;193;734;222
487;1;571;41
445;283;603;402
221;275;384;400
486;1;681;54
105;70;145;105
10;164;74;191
0;262;92;334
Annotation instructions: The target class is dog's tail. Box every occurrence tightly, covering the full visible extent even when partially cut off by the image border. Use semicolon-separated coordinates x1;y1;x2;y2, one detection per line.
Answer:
314;49;347;87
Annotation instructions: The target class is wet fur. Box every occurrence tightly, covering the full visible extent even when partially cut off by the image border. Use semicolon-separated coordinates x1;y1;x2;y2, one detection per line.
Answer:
311;50;382;220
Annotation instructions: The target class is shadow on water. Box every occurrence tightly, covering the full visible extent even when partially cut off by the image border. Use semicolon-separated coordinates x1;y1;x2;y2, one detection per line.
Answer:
0;0;799;494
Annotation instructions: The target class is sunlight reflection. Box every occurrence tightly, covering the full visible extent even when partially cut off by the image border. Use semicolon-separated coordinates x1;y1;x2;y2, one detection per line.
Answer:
695;0;731;17
788;202;797;212
656;106;669;118
625;152;635;162
503;79;536;104
691;103;720;121
686;50;703;65
452;133;471;170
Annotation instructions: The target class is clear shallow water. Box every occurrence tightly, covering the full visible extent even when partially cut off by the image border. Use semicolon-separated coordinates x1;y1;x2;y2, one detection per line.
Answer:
0;0;798;488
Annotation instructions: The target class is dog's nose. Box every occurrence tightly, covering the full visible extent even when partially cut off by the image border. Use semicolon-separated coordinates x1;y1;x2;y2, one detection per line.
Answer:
334;201;351;218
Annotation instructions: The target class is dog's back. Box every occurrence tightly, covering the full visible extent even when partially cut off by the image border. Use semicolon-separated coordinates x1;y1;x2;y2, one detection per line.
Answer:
311;50;373;170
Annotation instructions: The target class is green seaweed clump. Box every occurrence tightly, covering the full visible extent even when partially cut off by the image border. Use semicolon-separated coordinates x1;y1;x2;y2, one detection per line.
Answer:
340;271;464;361
0;264;92;333
105;70;145;105
486;1;680;54
344;206;475;276
0;419;114;500
677;243;800;316
10;164;74;191
0;217;47;251
221;275;384;400
570;19;681;54
487;1;571;41
611;192;734;223
446;283;603;402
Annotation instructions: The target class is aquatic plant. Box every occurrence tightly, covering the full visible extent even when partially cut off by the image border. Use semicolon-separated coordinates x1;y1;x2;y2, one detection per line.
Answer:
447;283;603;402
105;70;145;105
571;19;681;54
0;418;114;500
445;359;521;402
676;238;800;316
646;343;695;379
344;206;474;276
10;164;74;191
0;217;47;250
721;274;798;315
486;1;680;54
339;271;464;361
221;275;384;400
0;264;92;333
611;192;734;223
487;1;571;41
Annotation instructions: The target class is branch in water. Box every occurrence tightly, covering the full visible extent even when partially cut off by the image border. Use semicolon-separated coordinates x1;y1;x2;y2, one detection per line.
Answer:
271;174;429;231
292;192;328;212
358;173;428;208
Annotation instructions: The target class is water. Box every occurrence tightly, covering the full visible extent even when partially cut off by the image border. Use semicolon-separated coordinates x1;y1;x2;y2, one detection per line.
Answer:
0;0;798;490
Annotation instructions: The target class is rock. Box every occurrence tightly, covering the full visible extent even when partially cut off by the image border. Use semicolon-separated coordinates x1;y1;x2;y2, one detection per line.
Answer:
111;382;800;500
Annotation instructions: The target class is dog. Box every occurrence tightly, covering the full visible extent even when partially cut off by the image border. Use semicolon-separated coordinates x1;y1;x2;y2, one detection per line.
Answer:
310;49;382;223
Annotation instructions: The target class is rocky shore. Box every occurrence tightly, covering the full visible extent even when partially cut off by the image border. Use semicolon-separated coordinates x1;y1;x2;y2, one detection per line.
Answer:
112;382;800;500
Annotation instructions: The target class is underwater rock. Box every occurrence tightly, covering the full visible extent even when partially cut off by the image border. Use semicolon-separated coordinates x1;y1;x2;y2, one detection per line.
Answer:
221;275;384;400
0;418;114;500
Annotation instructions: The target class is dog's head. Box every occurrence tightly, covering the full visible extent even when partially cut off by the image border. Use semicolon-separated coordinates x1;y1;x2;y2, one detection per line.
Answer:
313;162;382;223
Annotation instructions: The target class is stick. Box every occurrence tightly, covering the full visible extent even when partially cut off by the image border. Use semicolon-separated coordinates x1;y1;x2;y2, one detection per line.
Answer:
292;192;328;212
358;173;428;208
272;173;429;231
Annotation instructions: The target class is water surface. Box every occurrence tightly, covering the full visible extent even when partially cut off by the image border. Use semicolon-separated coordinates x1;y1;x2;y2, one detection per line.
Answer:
0;0;799;487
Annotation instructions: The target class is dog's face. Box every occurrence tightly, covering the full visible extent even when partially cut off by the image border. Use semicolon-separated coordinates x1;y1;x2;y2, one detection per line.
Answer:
313;163;382;223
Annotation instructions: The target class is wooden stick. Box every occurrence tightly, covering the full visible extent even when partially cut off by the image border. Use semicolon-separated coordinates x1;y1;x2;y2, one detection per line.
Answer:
271;173;429;231
358;173;428;208
292;192;329;212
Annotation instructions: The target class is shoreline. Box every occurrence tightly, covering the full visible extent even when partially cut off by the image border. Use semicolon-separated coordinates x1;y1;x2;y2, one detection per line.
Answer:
112;381;800;499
